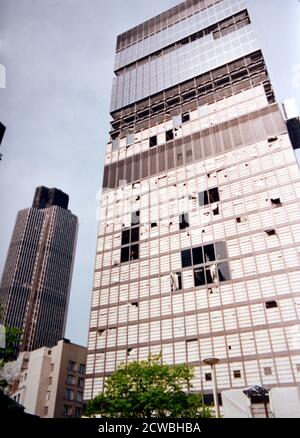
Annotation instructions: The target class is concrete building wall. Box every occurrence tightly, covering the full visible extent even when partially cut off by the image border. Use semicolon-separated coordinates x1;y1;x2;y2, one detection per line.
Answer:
11;339;87;418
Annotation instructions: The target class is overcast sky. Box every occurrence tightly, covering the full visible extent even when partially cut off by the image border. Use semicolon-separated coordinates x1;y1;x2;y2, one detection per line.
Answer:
0;0;299;347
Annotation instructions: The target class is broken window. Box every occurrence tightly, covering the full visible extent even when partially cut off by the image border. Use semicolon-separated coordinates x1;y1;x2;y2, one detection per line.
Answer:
198;187;220;206
265;301;278;309
265;229;276;236
166;129;174;142
171;272;182;291
271;198;282;207
179;212;189;230
151;222;157;228
236;216;247;223
213;206;219;216
131;227;139;243
131;211;140;226
204;244;215;262
233;370;241;379
209;187;220;203
149;135;157;147
121;246;130;263
131;302;139;307
215;241;227;260
194;267;206;286
121;229;130;246
181;112;190;123
130;244;139;260
205;373;212;381
192;246;203;265
217;262;230;282
181;249;192;268
205;266;215;284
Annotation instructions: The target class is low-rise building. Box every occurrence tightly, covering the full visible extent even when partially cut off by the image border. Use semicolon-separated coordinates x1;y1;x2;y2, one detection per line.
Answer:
11;338;87;418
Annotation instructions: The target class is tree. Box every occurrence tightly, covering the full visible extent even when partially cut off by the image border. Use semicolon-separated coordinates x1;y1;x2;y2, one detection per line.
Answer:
84;355;212;418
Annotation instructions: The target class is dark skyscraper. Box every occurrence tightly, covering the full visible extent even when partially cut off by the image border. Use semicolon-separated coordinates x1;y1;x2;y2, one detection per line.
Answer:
0;186;78;353
85;0;300;401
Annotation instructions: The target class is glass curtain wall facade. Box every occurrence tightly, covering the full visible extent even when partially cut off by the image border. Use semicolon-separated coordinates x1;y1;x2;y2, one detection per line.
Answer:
85;0;300;400
0;187;78;353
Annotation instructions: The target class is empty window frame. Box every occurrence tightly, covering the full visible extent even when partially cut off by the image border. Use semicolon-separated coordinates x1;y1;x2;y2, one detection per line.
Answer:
233;370;241;379
181;249;192;268
181;112;190;123
179;212;189;230
271;198;282;207
205;373;212;381
182;242;230;286
166;129;174;142
198;187;220;206
149;135;157;147
265;301;278;309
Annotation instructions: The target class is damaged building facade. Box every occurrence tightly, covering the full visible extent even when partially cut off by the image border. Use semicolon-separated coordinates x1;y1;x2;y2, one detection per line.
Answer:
85;0;300;400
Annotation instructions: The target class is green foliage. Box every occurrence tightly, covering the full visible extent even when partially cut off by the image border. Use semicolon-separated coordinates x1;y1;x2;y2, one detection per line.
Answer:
84;355;212;418
0;326;22;368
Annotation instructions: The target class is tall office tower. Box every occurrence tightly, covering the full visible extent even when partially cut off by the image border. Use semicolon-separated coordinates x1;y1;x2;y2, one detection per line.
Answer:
0;186;78;353
85;0;300;401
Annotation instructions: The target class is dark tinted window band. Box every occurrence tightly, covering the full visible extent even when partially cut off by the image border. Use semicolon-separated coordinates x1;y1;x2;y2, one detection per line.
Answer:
102;104;286;189
116;0;222;51
110;51;272;136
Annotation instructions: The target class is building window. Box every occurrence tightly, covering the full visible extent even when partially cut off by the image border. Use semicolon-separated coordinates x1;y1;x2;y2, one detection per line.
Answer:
68;361;77;372
44;406;48;416
112;138;119;150
79;364;86;375
45;391;50;401
233;370;241;379
63;405;72;417
131;210;140;226
265;301;278;309
198;187;220;206
66;375;75;385
194;267;206;286
65;389;74;401
126;133;134;146
50;363;54;372
181;249;192;268
181;241;230;286
77;391;84;402
171;272;182;291
181;112;190;123
166;129;174;142
271;198;282;207
121;212;140;263
205;373;212;381
179;212;189;230
78;377;84;388
75;407;81;417
149;135;157;147
264;367;272;376
192;247;203;265
49;377;52;385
